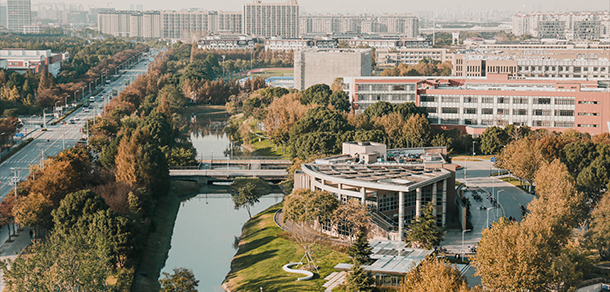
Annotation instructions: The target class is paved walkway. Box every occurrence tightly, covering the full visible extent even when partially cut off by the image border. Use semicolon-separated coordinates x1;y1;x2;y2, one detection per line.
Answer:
0;226;34;291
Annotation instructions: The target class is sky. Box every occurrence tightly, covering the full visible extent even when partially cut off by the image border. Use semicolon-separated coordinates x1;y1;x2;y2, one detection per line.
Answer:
33;0;610;14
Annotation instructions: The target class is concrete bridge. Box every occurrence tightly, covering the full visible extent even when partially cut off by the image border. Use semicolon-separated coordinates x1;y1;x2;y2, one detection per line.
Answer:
199;159;291;170
169;169;288;184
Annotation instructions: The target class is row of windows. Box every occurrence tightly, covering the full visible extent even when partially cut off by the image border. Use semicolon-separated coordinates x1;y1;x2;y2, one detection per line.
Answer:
426;96;574;105
438;107;575;116
519;66;609;72
430;118;576;128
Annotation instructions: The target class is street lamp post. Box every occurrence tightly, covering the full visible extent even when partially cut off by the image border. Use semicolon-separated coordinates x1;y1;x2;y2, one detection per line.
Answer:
461;229;471;258
486;207;495;229
472;141;476;159
222;55;226;78
497;190;504;218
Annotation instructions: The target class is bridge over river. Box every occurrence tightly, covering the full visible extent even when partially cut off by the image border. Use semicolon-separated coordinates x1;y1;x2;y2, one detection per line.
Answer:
169;158;290;184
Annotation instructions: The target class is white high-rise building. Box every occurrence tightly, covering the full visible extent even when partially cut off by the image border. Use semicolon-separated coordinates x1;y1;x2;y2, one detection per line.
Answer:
98;11;161;38
242;0;299;38
7;0;31;33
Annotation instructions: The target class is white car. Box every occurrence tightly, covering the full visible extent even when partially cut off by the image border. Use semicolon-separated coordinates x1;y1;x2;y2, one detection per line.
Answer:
83;108;90;112
74;117;80;121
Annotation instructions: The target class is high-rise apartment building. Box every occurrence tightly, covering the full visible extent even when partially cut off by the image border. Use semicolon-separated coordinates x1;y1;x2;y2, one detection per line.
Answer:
294;48;372;90
513;11;609;40
98;11;161;38
299;14;419;37
0;5;7;27
7;0;31;33
242;0;299;38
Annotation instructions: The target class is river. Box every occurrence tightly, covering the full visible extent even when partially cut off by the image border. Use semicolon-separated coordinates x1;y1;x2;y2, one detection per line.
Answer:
161;107;282;291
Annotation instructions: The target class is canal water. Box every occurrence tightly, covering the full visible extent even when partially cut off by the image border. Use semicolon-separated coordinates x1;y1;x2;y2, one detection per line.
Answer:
161;109;283;291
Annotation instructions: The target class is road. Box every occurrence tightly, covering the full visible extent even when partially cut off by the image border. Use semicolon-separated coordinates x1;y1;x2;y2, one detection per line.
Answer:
0;49;159;199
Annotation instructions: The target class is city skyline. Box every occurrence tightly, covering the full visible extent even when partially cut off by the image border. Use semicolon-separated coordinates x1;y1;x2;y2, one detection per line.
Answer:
27;0;610;14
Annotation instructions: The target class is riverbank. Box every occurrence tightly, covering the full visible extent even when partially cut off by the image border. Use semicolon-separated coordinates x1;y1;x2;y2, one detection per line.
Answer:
223;203;349;292
131;180;200;291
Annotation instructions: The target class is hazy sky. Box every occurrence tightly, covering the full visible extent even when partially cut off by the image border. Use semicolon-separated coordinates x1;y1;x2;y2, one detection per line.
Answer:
33;0;610;14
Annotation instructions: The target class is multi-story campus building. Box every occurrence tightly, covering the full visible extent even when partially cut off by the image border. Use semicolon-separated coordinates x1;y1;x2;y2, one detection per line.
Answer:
376;48;450;66
452;47;610;80
299;13;419;37
294;142;456;241
294;48;372;90
242;0;299;38
198;35;255;50
512;11;610;40
7;0;31;33
343;74;610;135
0;49;69;76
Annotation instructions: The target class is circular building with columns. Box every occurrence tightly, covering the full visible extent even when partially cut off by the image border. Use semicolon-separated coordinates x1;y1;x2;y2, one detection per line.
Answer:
294;142;457;241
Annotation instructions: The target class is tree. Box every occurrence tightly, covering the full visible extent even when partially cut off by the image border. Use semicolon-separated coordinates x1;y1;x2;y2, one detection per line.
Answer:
401;256;477;292
282;189;338;225
347;231;372;264
1;230;112;291
159;267;199;292
479;126;509;155
590;191;610;259
346;259;375;292
472;160;589;292
561;140;598;175
301;83;332;105
407;202;443;249
329;90;351;112
496;137;544;192
13;192;54;231
403;114;433;148
264;93;310;153
363;101;395;118
333;200;371;240
372;113;406;148
51;189;109;236
230;178;270;218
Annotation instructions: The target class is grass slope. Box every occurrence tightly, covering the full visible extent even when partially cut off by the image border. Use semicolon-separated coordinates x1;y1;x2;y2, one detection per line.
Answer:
224;203;348;291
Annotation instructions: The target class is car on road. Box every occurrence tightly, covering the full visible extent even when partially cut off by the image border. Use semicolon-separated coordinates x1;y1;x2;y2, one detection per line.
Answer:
74;117;80;121
83;108;90;112
69;119;75;124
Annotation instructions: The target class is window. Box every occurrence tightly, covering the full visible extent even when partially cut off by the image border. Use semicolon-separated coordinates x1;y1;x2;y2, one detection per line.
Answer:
464;108;477;114
463;97;478;103
441;96;460;103
578;124;599;128
513;109;527;115
442;107;459;114
555;121;574;127
482;108;493;115
578;112;599;116
513;97;528;104
533;120;551;127
464;119;477;125
497;97;508;104
420;96;436;102
534;98;551;104
578;100;598;104
392;85;405;91
555;110;574;116
440;118;459;124
556;99;575;105
426;107;437;113
497;108;508;115
482;98;494;104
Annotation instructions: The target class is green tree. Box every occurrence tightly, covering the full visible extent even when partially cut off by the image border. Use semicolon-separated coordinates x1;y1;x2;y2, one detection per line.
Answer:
51;189;109;234
407;202;443;249
159;267;199;292
479;126;510;155
230;178;270;218
404;114;433;147
346;259;375;292
301;83;332;105
347;231;373;264
329;90;351;112
363;101;395;118
590;190;610;259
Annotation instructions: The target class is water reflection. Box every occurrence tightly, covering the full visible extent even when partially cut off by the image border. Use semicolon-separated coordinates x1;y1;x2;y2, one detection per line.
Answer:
162;194;282;292
189;112;252;159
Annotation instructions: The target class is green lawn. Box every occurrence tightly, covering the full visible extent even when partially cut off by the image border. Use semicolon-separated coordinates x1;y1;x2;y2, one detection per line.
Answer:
251;139;289;157
224;203;349;291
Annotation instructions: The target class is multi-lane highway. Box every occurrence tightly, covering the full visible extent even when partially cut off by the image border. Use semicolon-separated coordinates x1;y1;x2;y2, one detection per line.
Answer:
0;49;158;199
